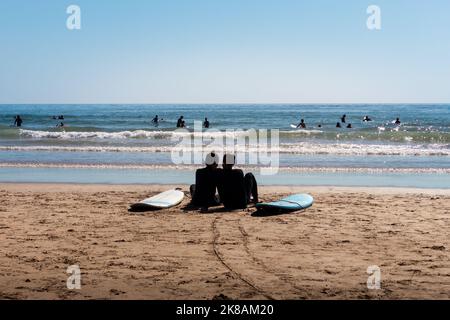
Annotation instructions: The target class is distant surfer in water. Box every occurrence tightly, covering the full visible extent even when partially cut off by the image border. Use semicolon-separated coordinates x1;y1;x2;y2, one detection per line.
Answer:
341;114;346;123
151;115;159;124
176;116;184;128
296;119;306;129
203;117;210;128
56;122;64;127
363;116;372;122
346;123;352;129
336;122;341;128
394;117;401;125
14;115;23;127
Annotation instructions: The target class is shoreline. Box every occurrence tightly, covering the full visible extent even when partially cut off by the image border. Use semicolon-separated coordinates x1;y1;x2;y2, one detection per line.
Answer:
1;162;450;174
2;183;450;195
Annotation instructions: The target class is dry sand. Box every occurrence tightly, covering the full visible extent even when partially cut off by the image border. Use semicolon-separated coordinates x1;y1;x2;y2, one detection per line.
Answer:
0;183;449;300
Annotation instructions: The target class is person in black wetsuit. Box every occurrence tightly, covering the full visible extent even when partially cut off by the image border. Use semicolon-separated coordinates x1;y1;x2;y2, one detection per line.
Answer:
190;152;221;211
217;154;258;210
296;119;306;129
203;117;210;128
341;114;346;123
152;115;159;124
176;116;184;128
336;122;341;128
14;115;23;127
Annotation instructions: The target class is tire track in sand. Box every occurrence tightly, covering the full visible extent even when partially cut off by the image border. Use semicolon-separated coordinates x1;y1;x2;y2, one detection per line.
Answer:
237;220;310;299
212;215;303;300
212;216;274;300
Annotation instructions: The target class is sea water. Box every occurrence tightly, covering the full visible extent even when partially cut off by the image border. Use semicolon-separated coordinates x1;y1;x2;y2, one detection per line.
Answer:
1;104;449;187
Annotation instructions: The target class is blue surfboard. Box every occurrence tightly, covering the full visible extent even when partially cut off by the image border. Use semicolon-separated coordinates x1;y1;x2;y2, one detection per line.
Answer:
255;194;314;212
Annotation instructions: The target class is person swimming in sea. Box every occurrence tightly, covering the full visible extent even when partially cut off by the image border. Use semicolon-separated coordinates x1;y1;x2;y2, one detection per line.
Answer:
56;122;64;127
58;115;64;120
363;115;372;122
203;117;210;128
296;119;306;129
336;122;341;128
151;115;159;124
341;114;346;123
394;117;401;125
346;123;352;129
14;115;23;127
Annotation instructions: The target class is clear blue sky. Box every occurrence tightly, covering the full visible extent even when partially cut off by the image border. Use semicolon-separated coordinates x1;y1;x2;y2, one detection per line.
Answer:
0;0;449;103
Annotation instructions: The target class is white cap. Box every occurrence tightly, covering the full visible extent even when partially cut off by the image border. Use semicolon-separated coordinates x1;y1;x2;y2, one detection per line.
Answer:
205;152;219;165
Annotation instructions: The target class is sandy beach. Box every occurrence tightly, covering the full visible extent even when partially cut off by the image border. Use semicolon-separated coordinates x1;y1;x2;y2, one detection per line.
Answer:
0;183;449;300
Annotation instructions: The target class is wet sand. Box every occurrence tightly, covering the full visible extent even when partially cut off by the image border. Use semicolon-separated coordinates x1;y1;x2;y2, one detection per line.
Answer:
0;183;449;300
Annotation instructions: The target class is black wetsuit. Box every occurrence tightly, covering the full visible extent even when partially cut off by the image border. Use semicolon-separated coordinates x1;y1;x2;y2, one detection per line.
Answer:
218;169;258;210
190;167;221;207
14;117;23;127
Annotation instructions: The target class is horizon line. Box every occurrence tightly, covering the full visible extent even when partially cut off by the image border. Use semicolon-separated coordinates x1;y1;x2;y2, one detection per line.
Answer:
1;102;449;106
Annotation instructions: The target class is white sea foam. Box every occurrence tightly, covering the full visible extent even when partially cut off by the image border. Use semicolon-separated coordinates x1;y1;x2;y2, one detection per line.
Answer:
19;129;173;139
16;128;450;144
1;142;449;156
18;129;266;140
0;162;449;174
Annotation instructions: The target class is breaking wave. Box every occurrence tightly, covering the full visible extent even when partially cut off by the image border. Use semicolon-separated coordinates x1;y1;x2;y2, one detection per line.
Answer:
0;162;449;174
9;128;449;144
1;142;449;156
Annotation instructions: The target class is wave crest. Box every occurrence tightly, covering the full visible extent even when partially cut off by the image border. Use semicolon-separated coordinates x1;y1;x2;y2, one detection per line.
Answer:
14;128;450;144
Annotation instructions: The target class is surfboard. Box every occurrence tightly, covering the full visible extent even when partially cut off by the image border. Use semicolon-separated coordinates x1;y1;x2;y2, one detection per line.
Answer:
130;189;184;211
255;194;314;213
289;126;323;134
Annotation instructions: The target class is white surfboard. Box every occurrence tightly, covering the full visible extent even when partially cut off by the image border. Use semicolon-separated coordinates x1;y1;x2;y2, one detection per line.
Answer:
290;124;298;129
130;189;184;211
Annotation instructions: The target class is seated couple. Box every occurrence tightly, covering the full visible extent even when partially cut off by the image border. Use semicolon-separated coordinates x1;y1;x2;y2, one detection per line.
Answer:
190;153;258;212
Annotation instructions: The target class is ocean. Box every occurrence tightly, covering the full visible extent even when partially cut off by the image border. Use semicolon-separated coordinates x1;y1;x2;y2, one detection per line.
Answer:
1;104;449;187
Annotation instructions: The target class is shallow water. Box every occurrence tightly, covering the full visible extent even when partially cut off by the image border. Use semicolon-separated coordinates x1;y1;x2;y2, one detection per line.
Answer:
1;167;448;189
